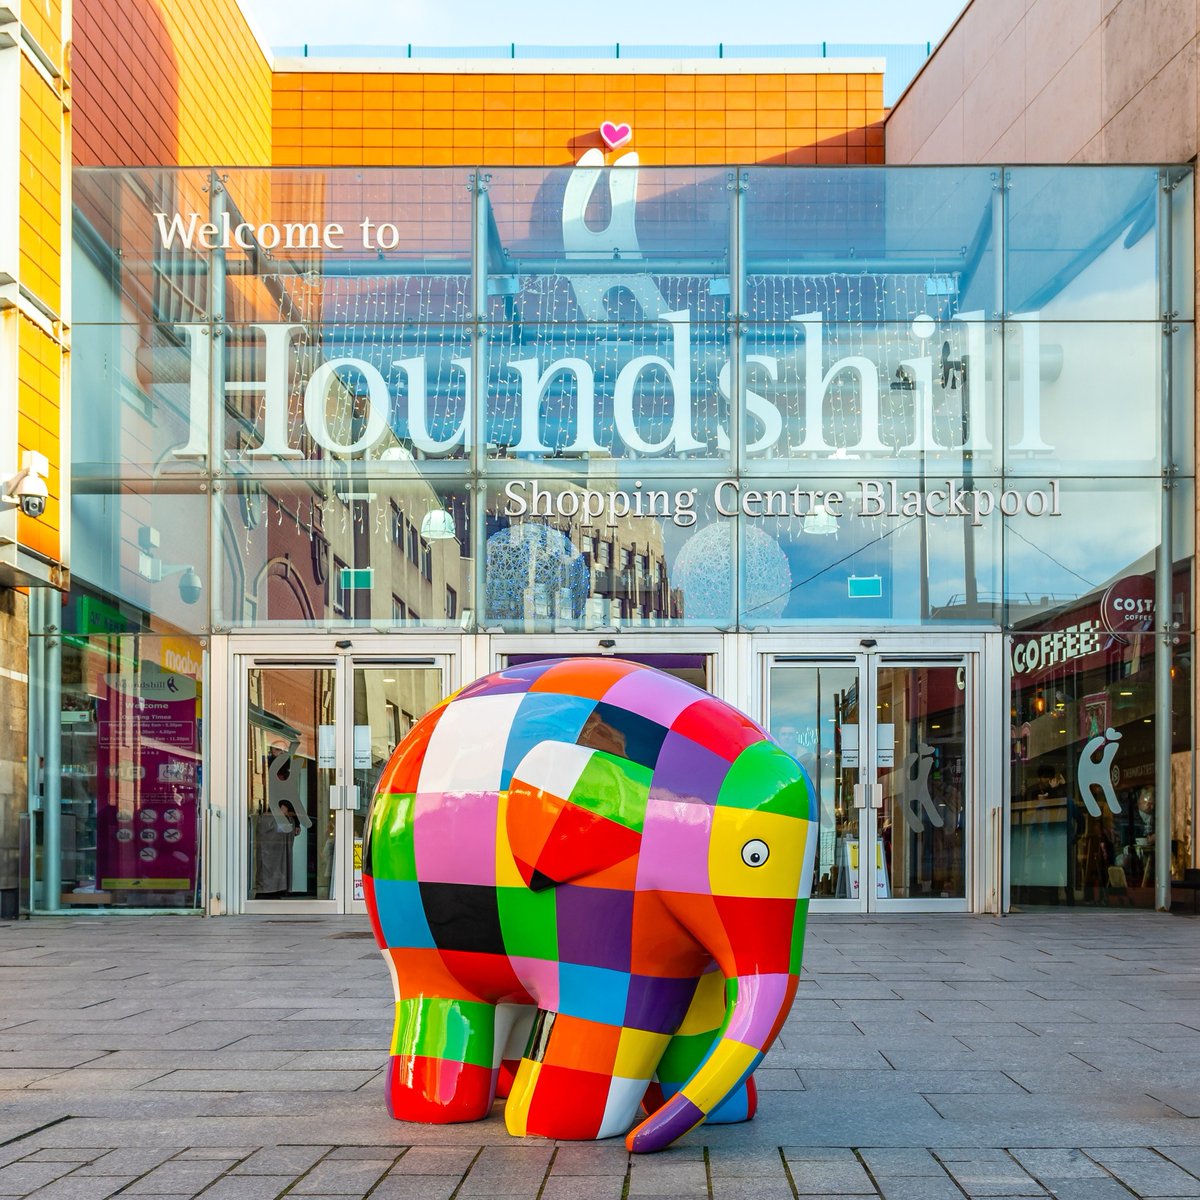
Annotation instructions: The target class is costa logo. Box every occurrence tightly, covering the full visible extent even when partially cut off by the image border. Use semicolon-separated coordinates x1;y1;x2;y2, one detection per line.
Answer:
1100;575;1156;640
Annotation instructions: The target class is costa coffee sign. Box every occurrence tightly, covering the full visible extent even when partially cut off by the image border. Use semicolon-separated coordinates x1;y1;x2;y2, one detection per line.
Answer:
1101;574;1156;640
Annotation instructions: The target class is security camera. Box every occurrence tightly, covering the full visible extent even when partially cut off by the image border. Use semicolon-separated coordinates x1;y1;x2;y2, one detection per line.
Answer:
2;451;50;519
178;567;203;605
14;473;49;518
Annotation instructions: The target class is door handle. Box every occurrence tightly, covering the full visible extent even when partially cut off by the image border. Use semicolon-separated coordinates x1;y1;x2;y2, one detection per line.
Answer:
329;786;343;812
347;785;361;812
854;783;884;810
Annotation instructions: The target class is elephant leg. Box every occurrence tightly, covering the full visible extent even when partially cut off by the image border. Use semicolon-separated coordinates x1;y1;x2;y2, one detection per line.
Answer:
505;1009;670;1141
646;970;758;1125
387;993;498;1124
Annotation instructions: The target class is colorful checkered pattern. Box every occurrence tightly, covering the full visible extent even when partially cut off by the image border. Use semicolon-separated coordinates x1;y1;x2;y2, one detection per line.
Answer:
363;657;817;1153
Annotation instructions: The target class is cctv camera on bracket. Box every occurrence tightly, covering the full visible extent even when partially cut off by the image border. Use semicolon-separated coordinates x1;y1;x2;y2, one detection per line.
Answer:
2;451;50;519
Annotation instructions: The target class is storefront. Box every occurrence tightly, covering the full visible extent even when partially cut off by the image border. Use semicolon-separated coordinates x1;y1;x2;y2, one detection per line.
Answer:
26;161;1195;915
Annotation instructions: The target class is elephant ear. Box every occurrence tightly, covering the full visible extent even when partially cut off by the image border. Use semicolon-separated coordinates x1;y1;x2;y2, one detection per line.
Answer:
506;741;649;891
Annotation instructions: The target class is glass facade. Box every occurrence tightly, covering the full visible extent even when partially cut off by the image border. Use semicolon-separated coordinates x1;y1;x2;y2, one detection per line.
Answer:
28;162;1194;912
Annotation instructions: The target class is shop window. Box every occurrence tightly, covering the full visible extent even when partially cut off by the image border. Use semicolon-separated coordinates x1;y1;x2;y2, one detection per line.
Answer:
1010;624;1193;910
53;627;205;910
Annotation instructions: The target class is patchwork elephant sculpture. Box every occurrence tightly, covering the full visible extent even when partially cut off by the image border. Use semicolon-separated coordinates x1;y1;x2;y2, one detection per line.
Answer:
362;657;817;1152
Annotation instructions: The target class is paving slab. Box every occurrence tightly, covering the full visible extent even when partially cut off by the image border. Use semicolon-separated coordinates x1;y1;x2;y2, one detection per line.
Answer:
0;912;1196;1199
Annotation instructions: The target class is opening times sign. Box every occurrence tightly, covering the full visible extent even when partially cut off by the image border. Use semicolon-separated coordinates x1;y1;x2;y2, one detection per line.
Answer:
96;663;200;894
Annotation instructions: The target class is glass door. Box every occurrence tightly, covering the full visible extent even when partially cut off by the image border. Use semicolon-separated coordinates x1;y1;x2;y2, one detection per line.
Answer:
243;661;339;909
766;648;974;912
238;651;449;913
344;660;445;914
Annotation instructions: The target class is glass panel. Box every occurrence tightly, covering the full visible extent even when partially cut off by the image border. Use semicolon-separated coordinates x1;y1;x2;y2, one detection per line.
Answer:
740;317;1000;475
485;166;731;291
351;664;444;901
1010;633;1193;909
484;322;731;464
246;666;336;900
1168;170;1194;322
56;631;204;909
876;664;967;900
483;475;733;631
1005;167;1161;321
1004;478;1162;626
218;477;473;629
222;323;472;465
71;486;210;635
1171;318;1195;474
768;663;860;900
1002;322;1162;476
74;168;214;326
71;322;210;479
738;476;1002;626
743;167;998;315
220;168;474;326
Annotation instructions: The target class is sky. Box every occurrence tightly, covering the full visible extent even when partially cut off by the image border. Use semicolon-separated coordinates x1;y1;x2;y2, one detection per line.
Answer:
239;0;968;56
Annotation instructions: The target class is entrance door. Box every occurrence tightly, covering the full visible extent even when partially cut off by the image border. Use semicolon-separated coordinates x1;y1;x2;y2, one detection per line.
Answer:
236;649;448;913
765;643;976;912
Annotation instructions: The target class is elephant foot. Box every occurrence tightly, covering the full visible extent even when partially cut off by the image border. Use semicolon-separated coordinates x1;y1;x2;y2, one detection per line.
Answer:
385;995;499;1124
385;1053;496;1123
504;1010;665;1141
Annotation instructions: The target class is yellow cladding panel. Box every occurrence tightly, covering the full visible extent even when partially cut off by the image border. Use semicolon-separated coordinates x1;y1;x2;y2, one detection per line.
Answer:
16;319;62;562
19;58;63;317
22;0;65;74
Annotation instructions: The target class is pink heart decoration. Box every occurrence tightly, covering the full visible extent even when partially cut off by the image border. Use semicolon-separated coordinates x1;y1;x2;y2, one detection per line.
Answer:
600;120;633;150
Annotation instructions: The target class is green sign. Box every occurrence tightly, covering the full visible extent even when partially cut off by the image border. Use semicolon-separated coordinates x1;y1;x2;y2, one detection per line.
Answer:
847;575;883;600
340;568;374;591
75;595;130;634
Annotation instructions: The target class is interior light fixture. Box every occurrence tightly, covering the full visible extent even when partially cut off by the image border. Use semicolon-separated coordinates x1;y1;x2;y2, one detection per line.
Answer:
803;502;838;537
420;509;456;540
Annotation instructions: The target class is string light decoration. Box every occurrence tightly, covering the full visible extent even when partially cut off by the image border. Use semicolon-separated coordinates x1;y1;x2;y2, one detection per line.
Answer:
672;523;791;623
485;523;589;624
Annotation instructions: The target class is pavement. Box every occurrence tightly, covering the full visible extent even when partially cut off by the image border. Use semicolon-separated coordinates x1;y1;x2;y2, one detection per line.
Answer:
0;910;1198;1200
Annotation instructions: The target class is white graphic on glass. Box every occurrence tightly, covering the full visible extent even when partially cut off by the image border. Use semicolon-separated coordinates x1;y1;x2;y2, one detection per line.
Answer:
561;147;669;321
267;739;313;831
1077;728;1123;817
901;740;944;833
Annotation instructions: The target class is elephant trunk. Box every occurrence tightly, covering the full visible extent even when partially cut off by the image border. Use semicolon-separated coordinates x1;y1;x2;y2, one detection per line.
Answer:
624;972;797;1153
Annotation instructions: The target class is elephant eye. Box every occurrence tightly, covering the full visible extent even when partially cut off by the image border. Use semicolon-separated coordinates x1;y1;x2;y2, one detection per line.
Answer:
741;839;769;867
